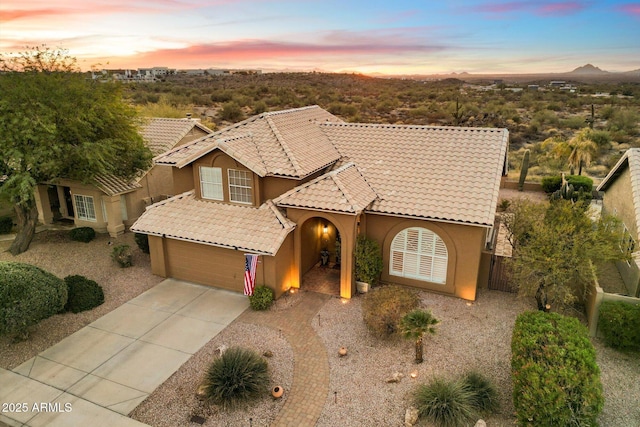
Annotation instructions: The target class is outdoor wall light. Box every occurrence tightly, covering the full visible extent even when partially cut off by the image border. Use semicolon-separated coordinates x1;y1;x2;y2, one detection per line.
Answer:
323;224;329;234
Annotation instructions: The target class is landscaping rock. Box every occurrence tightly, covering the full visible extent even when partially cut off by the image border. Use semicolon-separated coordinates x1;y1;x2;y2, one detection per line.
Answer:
263;350;273;358
474;420;487;427
386;372;404;383
404;406;419;426
195;383;208;401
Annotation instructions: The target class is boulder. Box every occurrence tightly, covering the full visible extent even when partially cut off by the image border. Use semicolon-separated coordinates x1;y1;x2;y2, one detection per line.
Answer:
474;420;487;427
404;406;419;426
386;372;404;383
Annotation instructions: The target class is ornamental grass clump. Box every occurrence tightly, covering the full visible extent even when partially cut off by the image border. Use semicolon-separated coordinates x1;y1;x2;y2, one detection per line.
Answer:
414;377;476;427
204;347;269;410
462;371;499;414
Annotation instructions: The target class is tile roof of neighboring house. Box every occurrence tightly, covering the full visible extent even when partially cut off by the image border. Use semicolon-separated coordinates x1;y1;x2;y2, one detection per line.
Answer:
321;123;509;226
597;148;640;241
94;173;141;196
91;117;213;196
274;162;377;214
141;117;213;156
154;106;342;178
130;191;295;255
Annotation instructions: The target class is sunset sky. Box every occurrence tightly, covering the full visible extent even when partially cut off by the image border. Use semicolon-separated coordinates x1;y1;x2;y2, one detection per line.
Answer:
1;0;639;75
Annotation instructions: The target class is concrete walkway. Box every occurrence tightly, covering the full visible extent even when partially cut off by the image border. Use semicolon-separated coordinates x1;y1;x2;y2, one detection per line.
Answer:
241;291;331;427
0;279;248;427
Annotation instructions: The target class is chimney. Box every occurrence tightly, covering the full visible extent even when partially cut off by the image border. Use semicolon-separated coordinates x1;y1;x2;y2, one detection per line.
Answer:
186;113;192;119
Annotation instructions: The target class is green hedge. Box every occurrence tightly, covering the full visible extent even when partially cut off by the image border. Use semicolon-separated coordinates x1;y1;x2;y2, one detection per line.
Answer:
0;262;67;340
541;175;593;195
64;275;104;313
70;227;96;243
511;311;603;426
598;301;640;351
0;216;13;234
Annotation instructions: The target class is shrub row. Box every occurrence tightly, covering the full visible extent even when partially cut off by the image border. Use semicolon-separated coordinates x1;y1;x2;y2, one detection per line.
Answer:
0;262;104;340
598;301;640;351
70;226;96;242
511;311;603;426
541;175;593;194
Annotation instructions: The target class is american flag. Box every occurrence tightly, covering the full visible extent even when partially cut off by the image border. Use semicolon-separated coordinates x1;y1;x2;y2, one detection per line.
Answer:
244;254;259;296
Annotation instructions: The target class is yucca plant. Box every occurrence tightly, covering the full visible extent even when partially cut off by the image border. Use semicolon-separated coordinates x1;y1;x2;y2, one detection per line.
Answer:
400;309;439;363
204;347;269;409
414;377;476;427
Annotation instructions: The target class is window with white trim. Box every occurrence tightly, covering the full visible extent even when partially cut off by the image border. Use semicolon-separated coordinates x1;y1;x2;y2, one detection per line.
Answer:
74;195;96;221
228;169;252;204
390;227;448;284
200;166;223;200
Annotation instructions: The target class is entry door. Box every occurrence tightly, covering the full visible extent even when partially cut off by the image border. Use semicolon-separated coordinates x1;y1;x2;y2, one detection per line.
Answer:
63;187;74;218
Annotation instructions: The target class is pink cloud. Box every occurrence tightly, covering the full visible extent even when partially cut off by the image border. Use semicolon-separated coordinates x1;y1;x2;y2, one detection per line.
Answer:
473;1;586;16
617;3;640;15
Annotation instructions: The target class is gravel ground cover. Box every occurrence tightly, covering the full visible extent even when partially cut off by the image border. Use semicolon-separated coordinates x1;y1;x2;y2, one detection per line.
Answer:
0;230;163;369
2;231;638;426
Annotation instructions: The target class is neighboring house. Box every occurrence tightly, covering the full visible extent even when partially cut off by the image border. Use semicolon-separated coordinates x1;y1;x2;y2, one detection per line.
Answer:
596;148;640;297
131;106;509;300
34;118;212;237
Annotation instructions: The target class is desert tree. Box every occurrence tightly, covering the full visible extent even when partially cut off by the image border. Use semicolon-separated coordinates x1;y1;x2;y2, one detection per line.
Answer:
0;46;152;254
506;199;626;311
400;309;439;364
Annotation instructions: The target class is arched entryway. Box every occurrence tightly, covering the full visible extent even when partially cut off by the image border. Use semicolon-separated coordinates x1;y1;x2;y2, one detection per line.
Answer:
299;217;341;295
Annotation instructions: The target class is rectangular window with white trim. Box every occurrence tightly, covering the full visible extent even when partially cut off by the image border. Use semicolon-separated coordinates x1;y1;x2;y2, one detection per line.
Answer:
200;166;223;200
620;224;637;265
228;169;253;204
74;195;96;221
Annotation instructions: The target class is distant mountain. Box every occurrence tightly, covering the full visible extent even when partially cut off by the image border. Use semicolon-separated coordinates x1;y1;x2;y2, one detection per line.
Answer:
569;64;609;75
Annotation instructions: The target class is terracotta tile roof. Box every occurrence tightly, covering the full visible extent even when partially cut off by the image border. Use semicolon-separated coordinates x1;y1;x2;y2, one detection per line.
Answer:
94;173;141;196
275;162;377;214
130;191;295;255
321;123;509;226
597;148;640;242
154;106;342;178
141;118;213;157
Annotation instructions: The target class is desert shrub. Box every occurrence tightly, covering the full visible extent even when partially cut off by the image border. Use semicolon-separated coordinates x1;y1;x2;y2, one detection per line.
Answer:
511;311;603;426
354;235;383;286
566;175;593;193
414;377;476;427
0;216;12;234
0;262;67;340
362;285;419;339
541;175;562;193
462;371;499;413
111;244;132;267
134;232;150;254
598;301;640;351
64;275;104;313
70;226;96;243
248;285;274;311
219;102;243;121
204;347;269;409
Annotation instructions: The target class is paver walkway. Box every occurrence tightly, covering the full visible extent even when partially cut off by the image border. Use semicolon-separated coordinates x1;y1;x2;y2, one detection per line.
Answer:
0;279;248;427
240;291;331;427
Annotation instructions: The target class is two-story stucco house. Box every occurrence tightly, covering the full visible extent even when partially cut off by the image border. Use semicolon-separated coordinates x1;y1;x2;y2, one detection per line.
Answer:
34;118;212;237
131;106;509;300
597;148;640;297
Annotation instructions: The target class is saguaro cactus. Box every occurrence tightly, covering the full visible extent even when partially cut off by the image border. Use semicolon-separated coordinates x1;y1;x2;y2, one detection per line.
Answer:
518;149;530;191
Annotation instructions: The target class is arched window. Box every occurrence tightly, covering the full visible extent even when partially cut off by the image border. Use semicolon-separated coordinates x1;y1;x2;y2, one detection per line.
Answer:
390;227;448;284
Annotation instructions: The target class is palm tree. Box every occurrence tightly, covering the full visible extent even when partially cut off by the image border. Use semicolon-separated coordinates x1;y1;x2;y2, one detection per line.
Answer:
567;128;598;175
400;309;439;364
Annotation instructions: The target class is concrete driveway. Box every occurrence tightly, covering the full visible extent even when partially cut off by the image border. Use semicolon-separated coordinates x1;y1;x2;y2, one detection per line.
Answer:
0;279;248;427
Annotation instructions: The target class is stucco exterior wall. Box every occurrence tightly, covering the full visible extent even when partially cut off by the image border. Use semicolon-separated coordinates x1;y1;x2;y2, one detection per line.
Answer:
602;166;640;296
365;214;486;301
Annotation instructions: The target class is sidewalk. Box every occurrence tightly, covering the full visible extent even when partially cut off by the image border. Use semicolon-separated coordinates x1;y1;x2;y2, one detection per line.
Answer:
0;279;248;427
